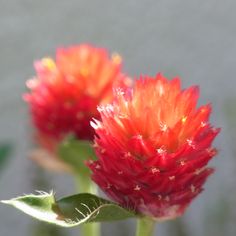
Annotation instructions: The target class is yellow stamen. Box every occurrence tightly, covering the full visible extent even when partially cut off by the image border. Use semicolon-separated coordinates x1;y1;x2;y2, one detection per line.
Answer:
182;116;187;123
42;58;56;70
112;53;122;64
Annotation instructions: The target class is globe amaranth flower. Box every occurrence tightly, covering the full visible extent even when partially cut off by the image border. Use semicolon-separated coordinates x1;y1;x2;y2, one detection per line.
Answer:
24;44;131;149
88;74;220;220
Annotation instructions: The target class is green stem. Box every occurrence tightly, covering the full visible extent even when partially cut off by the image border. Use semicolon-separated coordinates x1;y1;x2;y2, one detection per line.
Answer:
75;175;97;195
136;217;156;236
80;221;100;236
75;175;100;236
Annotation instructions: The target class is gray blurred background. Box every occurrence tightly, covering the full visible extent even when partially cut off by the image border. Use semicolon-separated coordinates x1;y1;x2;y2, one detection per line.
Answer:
0;0;236;235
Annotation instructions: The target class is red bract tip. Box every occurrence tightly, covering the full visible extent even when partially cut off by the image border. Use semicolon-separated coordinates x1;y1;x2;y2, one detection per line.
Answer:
88;74;220;220
24;44;131;147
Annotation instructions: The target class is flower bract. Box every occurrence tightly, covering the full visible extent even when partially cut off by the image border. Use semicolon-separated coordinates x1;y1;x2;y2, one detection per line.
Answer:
24;44;131;147
89;74;220;220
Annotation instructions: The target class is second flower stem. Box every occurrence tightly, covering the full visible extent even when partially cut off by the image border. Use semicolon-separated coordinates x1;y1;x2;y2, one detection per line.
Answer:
136;217;156;236
75;175;100;236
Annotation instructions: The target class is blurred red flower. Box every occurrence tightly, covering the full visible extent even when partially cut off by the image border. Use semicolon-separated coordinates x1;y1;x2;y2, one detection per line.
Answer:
24;44;131;150
88;74;220;220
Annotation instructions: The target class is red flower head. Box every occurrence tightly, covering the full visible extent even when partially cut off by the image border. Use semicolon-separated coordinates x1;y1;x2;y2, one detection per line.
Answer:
24;44;131;149
88;74;220;220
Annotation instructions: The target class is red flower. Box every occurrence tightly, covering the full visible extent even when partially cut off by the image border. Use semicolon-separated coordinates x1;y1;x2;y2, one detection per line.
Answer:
88;74;220;220
24;45;131;148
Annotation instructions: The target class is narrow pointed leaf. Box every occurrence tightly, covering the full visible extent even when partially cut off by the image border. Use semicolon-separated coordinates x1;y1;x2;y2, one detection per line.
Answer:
1;192;135;227
58;137;96;176
0;144;12;174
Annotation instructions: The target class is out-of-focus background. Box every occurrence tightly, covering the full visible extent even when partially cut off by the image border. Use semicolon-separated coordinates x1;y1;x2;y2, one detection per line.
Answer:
0;1;236;235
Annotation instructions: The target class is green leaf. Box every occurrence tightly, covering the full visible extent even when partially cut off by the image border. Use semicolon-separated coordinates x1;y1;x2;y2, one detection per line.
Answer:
0;144;12;173
1;192;135;227
58;137;96;176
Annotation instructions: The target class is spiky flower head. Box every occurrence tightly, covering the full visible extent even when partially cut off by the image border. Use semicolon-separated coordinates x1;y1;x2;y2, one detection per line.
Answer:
88;74;220;220
24;44;131;147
